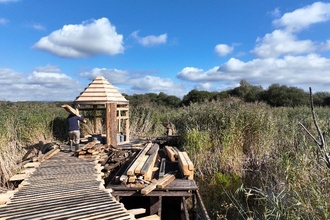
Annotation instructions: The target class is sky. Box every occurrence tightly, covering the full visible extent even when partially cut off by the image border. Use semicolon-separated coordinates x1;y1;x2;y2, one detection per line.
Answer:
1;0;330;101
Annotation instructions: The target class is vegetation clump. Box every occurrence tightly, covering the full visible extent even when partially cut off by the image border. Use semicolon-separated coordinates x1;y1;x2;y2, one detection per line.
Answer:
1;84;330;219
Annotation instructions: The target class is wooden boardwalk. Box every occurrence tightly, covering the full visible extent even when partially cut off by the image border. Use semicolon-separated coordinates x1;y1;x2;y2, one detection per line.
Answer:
0;151;135;220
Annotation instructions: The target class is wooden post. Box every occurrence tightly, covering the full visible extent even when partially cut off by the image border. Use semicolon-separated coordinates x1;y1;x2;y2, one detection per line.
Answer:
125;106;130;142
106;103;117;146
93;105;97;133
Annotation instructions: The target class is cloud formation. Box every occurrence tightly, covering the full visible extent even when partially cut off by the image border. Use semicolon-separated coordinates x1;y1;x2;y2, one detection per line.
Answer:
214;44;233;56
33;18;124;58
131;31;167;46
0;66;83;101
178;2;330;92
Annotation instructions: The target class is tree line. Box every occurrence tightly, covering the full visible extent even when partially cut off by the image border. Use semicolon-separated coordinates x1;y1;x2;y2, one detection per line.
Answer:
124;80;330;108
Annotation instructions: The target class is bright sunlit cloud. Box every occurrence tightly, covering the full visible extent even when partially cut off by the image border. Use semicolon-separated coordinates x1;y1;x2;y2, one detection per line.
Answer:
131;31;167;47
33;18;124;58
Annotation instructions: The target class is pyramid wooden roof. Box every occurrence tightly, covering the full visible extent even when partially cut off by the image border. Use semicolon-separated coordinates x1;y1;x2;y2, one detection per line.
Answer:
74;76;128;105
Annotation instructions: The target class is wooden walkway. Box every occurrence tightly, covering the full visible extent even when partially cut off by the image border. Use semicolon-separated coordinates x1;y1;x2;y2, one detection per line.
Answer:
0;151;135;220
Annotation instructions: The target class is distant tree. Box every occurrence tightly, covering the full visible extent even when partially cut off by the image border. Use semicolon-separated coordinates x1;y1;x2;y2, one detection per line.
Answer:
123;92;181;108
262;84;309;107
313;92;330;106
181;89;213;106
230;80;263;102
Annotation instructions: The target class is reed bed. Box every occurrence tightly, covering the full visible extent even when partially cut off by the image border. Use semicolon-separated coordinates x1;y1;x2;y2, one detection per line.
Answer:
0;99;329;219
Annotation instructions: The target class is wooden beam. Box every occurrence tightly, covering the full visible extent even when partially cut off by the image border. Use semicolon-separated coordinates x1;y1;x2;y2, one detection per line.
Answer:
178;151;194;180
106;103;117;146
136;215;160;220
141;173;175;195
127;208;146;215
158;158;166;179
126;143;153;176
164;146;178;162
141;145;159;181
134;155;149;174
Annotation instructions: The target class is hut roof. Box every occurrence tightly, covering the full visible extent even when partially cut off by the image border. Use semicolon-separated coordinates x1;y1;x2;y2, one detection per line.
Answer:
74;76;129;105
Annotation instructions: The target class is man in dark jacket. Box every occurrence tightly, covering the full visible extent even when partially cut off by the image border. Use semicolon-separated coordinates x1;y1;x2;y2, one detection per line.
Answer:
67;113;85;152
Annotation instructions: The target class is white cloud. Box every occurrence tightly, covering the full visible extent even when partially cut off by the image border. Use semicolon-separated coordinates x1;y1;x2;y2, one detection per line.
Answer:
177;54;330;92
131;31;167;46
273;2;330;33
79;68;129;84
252;30;316;58
0;18;8;25
214;44;233;56
33;17;124;58
30;23;45;31
0;66;83;101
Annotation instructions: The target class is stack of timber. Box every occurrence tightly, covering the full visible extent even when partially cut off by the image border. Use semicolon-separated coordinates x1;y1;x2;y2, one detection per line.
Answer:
75;140;110;159
114;142;194;195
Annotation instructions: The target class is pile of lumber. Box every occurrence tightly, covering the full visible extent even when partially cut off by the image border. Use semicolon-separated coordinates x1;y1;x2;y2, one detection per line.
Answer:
116;142;194;195
75;140;110;159
164;146;194;180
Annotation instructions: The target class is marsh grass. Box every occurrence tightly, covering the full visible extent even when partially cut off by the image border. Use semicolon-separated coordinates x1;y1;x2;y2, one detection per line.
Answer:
0;99;329;219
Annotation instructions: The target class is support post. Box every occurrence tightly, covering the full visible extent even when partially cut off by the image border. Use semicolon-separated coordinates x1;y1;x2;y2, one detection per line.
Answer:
106;103;117;146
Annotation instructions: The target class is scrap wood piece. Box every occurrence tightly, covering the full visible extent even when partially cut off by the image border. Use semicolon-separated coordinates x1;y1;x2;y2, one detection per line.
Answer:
126;143;153;176
23;162;40;168
164;146;178;162
134;155;149;174
156;174;175;189
9;174;27;182
158;158;166;179
146;144;159;155
141;173;176;195
127;208;146;215
178;151;194;180
38;147;60;162
81;140;98;150
141;145;159;181
136;215;160;220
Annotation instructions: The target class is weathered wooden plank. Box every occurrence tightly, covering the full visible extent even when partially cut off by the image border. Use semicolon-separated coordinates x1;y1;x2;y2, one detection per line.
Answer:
141;174;175;195
9;174;27;181
23;162;40;168
126;143;153;176
38;148;60;162
137;214;160;220
158;158;166;179
127;208;146;215
178;151;194;180
141;145;159;181
164;146;178;162
134;155;149;174
156;175;175;189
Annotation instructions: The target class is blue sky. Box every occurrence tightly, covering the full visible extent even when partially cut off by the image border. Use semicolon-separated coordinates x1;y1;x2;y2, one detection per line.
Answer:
1;0;330;101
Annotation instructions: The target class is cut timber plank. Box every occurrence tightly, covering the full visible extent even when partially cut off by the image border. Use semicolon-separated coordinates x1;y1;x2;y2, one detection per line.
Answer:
156;174;175;189
127;208;146;215
164;146;178;162
158;158;166;179
137;215;160;220
9;174;27;182
178;151;194;180
23;162;40;168
134;155;149;174
141;173;175;195
126;143;153;176
61;104;81;117
38;148;60;162
141;145;159;181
